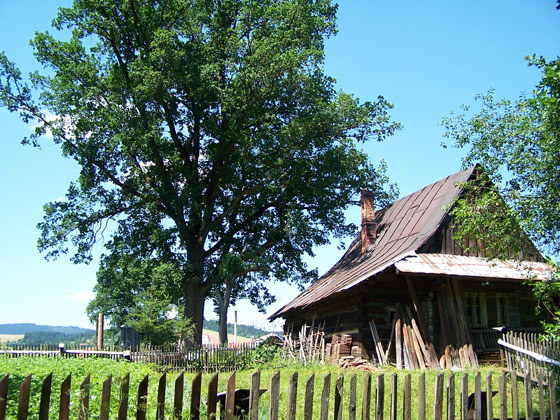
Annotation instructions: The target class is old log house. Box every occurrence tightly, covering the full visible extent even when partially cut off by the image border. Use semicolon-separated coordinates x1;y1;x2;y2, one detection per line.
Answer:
271;166;553;367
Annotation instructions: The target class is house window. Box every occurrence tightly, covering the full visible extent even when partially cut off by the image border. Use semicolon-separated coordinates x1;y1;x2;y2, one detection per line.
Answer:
496;293;509;325
463;292;488;327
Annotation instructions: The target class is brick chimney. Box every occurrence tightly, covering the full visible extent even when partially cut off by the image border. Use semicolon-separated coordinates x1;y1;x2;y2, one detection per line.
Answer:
361;188;376;253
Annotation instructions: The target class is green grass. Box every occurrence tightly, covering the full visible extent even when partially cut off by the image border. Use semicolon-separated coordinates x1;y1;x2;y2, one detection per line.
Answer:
0;357;555;420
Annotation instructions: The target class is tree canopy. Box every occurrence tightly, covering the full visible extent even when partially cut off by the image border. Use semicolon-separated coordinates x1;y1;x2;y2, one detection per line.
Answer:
442;55;560;335
0;0;400;344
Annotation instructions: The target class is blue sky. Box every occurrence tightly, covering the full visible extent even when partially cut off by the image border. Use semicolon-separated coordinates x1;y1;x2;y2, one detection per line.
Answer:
0;1;559;331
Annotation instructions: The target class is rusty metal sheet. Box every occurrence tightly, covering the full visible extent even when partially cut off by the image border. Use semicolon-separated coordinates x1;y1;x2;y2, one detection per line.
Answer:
270;167;478;319
394;253;553;281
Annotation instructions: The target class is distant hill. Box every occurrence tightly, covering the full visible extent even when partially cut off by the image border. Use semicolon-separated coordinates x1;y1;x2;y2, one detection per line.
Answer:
203;319;270;338
0;323;94;335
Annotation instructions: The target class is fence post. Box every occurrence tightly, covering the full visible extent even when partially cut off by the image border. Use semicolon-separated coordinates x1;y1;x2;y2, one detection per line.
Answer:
390;373;397;420
269;371;280;420
349;374;357;420
433;373;444;420
39;373;52;420
207;372;219;420
403;374;411;420
225;372;236;420
156;373;166;420
524;372;533;420
375;374;384;420
474;371;481;420
418;372;426;420
320;372;331;420
191;372;202;420
118;373;130;420
486;372;493;420
17;374;31;420
287;372;298;420
549;373;558;420
362;373;371;420
499;372;507;420
78;374;90;420
59;374;72;420
174;372;184;420
249;371;260;420
447;374;455;420
511;371;519;420
304;373;314;420
0;374;9;420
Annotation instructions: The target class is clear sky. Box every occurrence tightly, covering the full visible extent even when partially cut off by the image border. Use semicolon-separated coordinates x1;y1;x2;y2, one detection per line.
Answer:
1;1;559;332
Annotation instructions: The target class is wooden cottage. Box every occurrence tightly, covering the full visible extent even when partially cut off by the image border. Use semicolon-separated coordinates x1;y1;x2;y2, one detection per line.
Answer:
271;167;553;367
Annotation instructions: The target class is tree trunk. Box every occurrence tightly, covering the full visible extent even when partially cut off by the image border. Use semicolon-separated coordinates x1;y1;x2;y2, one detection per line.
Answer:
218;299;228;345
183;285;207;347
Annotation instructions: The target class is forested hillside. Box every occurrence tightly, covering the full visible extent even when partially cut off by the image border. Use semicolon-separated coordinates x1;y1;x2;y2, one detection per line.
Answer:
0;324;93;335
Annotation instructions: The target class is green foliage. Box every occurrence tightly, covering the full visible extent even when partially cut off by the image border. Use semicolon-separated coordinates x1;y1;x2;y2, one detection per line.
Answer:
253;340;282;363
442;52;560;337
21;331;96;346
0;0;400;343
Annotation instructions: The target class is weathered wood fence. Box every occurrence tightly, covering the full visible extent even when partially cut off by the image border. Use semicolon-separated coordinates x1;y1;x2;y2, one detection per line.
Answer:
0;344;255;371
0;369;558;420
499;332;560;383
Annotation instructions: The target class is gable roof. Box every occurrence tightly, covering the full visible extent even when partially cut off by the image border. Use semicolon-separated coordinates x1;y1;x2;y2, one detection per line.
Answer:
271;166;477;319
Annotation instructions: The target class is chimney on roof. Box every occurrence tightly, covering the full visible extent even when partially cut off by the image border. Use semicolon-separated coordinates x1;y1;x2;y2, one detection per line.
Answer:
361;188;376;253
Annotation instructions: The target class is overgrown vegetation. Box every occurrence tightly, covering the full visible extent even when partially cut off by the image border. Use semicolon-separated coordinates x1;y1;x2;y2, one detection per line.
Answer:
0;356;549;420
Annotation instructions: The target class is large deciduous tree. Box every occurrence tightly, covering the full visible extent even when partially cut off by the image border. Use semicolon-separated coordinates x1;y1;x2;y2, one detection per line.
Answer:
442;55;560;335
0;0;400;344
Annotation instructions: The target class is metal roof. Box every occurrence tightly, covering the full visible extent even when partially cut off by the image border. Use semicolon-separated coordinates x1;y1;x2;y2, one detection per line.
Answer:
271;167;477;319
394;253;553;281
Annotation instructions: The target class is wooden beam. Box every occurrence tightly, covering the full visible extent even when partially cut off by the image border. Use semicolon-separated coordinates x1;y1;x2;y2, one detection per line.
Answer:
404;275;431;344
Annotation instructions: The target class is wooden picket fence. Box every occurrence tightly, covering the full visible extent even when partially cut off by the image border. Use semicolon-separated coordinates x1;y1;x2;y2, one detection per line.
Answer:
131;344;256;372
499;332;560;383
0;343;255;372
0;369;558;420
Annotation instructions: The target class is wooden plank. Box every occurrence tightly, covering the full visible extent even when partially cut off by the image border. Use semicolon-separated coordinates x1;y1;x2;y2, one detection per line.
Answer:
362;373;371;420
405;275;431;343
384;317;397;362
375;374;384;420
304;373;315;420
418;372;426;420
549;373;558;420
320;372;331;420
447;374;455;420
207;372;219;420
486;372;493;420
537;373;545;420
191;372;202;420
395;317;403;370
390;374;397;420
410;322;426;370
433;373;444;420
334;374;344;420
474;372;481;420
287;372;298;420
136;374;149;420
369;319;385;365
461;374;468;420
100;375;112;420
403;374;411;420
511;371;519;420
349;374;357;420
499;372;507;420
268;371;280;420
59;374;72;420
249;371;260;420
79;374;90;420
156;373;166;420
174;372;184;420
118;373;129;420
225;372;236;420
0;374;9;420
17;374;31;420
39;373;52;420
524;373;533;420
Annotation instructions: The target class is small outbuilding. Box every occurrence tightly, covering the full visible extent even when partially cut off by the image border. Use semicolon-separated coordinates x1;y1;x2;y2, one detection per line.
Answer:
270;167;553;367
